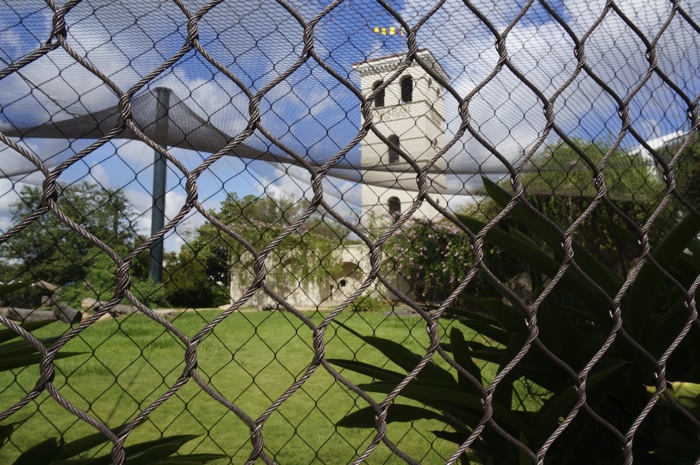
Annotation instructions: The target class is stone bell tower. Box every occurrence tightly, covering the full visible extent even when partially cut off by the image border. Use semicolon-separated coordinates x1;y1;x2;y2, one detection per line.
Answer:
353;49;449;224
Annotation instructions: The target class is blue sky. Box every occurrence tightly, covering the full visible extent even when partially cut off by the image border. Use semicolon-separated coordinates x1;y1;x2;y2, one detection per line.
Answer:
1;0;699;250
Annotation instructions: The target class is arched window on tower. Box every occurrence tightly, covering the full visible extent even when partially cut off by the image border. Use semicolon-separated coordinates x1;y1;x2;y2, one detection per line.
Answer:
388;196;401;221
400;75;413;103
388;134;400;164
372;80;385;108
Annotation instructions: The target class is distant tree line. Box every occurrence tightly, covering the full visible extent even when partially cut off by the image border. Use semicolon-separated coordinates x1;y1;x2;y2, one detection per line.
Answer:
0;185;350;310
1;136;696;309
0;183;163;308
378;136;698;305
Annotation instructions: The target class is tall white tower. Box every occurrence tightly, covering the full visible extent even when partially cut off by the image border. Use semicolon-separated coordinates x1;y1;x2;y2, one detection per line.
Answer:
353;50;449;224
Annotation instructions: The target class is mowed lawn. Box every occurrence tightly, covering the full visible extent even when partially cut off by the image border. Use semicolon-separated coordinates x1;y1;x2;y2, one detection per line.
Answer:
0;309;492;464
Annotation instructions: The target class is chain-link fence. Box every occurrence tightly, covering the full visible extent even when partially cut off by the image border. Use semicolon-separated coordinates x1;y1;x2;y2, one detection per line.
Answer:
1;1;699;464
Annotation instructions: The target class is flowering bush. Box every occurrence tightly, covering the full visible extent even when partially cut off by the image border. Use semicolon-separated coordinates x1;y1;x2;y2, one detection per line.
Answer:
382;217;474;303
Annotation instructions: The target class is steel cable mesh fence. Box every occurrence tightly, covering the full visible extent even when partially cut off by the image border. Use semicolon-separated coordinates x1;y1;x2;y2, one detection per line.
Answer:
0;0;698;464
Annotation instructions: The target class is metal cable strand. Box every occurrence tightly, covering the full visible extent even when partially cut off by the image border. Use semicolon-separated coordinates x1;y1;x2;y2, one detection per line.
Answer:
549;3;695;460
608;3;700;453
37;5;205;462
484;2;627;458
0;0;134;455
434;1;558;460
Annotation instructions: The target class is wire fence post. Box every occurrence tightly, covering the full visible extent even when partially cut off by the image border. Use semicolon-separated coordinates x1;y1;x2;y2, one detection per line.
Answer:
149;87;170;284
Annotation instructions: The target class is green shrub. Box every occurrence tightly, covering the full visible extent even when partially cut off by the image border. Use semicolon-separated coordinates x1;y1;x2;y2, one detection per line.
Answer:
379;216;501;306
0;284;46;309
351;295;384;312
163;257;228;308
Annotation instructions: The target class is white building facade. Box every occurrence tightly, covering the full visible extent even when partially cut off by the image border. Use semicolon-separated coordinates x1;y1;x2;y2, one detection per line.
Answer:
230;51;449;308
353;50;449;224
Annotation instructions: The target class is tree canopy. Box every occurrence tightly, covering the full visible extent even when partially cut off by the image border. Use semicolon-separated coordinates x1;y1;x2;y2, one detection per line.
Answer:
658;131;700;209
1;183;137;284
523;138;663;201
0;183;162;307
479;138;669;273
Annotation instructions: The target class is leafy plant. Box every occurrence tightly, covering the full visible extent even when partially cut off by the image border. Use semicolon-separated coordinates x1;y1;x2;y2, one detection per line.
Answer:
0;183;140;291
374;215;503;307
0;319;82;374
350;295;385;312
0;183;166;310
522;137;663;201
10;431;223;465
59;253;169;309
380;218;474;302
332;177;700;464
168;192;349;308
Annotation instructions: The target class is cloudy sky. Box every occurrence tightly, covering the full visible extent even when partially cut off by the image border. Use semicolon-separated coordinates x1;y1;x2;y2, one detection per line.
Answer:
0;0;698;249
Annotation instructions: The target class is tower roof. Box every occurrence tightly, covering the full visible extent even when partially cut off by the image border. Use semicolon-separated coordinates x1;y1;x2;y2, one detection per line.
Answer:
353;49;450;82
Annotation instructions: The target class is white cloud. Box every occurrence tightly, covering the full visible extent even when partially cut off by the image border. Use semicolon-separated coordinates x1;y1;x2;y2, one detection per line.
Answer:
254;162;362;222
1;0;697;201
87;163;110;187
0;179;21;234
0;0;697;267
406;0;700;175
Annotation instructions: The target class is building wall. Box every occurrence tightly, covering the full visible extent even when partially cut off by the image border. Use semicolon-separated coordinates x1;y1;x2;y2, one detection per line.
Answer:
360;183;448;223
353;51;449;225
229;245;378;309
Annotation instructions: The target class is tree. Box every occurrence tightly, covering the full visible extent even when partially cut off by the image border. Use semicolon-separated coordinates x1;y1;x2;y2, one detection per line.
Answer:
522;137;663;201
657;131;700;209
0;183;160;307
380;217;475;303
164;192;350;308
1;183;136;281
485;138;666;272
334;182;700;464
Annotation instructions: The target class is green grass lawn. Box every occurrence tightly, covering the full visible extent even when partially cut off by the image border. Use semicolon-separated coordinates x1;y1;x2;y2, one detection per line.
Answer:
0;309;495;464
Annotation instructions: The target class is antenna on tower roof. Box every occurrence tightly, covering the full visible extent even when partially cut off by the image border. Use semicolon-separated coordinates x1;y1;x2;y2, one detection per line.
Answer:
372;26;405;36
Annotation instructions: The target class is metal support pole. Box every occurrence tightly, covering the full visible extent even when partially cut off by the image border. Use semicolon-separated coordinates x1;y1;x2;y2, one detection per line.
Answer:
149;87;170;283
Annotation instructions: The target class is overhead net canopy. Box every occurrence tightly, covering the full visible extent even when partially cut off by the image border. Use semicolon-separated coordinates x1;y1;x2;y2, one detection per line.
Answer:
1;0;695;200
